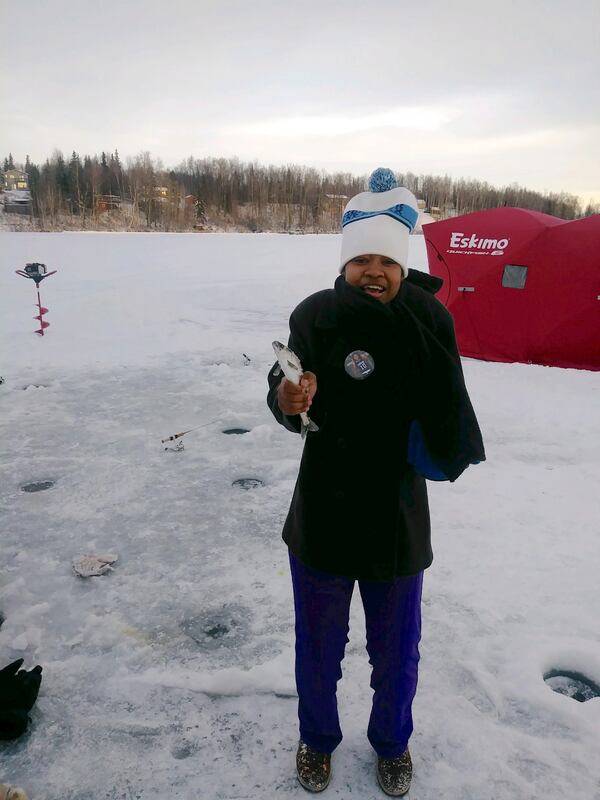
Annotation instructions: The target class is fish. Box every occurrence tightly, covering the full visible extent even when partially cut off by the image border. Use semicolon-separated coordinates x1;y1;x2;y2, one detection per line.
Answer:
272;341;319;439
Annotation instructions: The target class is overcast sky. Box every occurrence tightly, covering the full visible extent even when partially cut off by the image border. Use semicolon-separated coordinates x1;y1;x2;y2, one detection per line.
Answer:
2;0;600;204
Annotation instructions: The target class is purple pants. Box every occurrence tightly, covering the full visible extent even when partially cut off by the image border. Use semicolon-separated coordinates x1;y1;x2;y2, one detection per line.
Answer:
288;549;423;758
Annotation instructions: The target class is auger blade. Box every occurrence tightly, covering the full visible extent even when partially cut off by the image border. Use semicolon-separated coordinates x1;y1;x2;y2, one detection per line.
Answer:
35;306;49;314
35;322;50;334
34;314;49;321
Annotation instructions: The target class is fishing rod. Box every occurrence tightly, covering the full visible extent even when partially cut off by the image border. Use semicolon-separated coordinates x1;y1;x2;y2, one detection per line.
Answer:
160;418;221;446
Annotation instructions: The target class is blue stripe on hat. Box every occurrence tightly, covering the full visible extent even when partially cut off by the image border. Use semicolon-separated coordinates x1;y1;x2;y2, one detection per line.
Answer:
342;203;418;232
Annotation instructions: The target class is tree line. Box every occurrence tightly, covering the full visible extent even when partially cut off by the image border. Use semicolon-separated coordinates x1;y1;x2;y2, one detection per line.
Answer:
3;150;598;232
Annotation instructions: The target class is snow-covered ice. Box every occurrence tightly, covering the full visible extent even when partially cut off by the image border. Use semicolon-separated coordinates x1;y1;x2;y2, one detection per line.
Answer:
1;232;599;799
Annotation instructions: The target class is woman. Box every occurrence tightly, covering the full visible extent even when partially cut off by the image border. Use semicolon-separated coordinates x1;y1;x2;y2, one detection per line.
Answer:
267;169;485;796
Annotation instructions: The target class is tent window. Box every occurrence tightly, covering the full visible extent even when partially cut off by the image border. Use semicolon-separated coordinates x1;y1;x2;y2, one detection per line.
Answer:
502;264;528;289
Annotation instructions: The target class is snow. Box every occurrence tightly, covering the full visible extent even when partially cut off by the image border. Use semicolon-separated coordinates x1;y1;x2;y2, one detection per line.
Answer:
1;232;600;799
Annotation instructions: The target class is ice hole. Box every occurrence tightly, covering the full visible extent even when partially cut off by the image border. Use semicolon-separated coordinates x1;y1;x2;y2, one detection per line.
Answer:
543;669;600;702
205;623;229;638
180;604;250;650
0;613;4;629
232;478;264;490
171;739;196;760
223;428;251;435
21;480;55;493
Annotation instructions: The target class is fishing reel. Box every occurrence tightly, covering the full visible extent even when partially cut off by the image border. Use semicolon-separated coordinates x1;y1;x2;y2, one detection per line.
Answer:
164;439;185;452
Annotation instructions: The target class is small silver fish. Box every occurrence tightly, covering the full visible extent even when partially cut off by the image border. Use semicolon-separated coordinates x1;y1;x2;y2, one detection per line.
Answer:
272;341;319;439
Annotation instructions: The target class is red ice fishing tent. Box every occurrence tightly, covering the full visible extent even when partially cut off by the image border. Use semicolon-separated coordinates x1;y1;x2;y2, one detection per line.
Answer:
423;208;600;371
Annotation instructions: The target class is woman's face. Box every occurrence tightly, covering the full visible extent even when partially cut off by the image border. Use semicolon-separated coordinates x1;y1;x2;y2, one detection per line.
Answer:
344;254;403;303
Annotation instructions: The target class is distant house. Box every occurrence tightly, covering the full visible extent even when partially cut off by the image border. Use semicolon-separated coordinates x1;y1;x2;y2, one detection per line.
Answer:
421;203;459;221
2;188;32;214
4;169;28;191
154;186;170;201
322;193;348;217
95;194;122;212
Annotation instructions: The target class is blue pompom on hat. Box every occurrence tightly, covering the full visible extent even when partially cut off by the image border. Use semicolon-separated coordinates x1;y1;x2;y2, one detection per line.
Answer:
340;168;418;277
368;167;398;193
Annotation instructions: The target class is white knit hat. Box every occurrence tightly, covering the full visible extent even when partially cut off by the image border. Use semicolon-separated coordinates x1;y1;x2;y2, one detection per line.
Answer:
340;168;418;277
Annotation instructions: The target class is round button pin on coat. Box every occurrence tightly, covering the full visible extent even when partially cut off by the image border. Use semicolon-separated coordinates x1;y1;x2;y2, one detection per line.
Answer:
344;350;375;380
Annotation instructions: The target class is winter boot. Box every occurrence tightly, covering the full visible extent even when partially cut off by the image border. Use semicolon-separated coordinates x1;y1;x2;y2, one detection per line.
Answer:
296;739;331;792
376;749;412;796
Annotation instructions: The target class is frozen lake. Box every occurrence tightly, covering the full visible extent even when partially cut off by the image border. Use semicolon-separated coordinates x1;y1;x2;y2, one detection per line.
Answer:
1;232;599;799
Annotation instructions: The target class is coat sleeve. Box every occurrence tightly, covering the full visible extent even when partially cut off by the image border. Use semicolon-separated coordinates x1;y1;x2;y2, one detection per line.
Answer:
267;310;308;435
434;305;464;373
406;297;485;481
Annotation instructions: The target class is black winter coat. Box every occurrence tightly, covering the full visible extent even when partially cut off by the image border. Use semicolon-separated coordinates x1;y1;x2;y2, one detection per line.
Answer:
267;271;485;581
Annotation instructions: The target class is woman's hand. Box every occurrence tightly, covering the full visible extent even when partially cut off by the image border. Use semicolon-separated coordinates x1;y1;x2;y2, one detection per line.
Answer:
277;371;317;415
